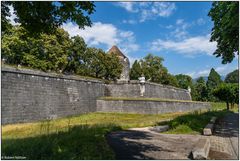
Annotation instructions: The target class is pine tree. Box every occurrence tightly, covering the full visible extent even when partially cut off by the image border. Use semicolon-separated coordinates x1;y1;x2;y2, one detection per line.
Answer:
130;60;142;80
206;68;223;101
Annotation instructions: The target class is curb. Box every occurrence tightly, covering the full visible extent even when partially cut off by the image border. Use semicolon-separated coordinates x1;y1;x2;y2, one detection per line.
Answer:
192;138;211;159
203;117;217;136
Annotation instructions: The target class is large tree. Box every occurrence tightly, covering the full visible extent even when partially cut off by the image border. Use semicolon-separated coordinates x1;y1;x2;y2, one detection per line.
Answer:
194;77;208;101
175;74;193;90
64;36;88;75
213;83;239;110
206;68;223;101
140;54;168;84
208;2;239;64
225;69;239;83
1;1;95;34
206;68;223;89
2;26;72;72
130;60;142;80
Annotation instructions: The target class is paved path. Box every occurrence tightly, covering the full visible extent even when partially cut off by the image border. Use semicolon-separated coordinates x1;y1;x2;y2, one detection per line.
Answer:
107;112;239;160
107;129;202;160
209;112;239;160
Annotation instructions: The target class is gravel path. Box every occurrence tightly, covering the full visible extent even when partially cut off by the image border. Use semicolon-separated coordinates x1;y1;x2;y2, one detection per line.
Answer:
107;130;202;160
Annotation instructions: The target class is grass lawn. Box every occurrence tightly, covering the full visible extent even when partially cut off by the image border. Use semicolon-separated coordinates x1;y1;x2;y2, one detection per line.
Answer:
1;102;237;159
161;102;238;134
2;111;186;159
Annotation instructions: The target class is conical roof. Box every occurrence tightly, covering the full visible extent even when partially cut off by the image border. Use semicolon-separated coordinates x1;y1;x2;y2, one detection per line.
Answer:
108;45;127;58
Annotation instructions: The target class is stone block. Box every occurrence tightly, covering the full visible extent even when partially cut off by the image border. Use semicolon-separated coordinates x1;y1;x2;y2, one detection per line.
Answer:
203;123;214;136
150;125;169;132
192;138;210;160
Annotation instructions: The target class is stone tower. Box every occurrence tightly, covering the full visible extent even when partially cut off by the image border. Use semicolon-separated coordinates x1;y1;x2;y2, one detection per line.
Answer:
108;45;130;80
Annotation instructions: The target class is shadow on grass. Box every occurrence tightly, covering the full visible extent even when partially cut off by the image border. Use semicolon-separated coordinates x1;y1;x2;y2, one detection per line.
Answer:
157;109;231;134
1;124;122;160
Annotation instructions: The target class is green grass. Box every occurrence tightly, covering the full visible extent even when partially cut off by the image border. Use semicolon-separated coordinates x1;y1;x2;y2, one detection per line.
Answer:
161;102;236;134
1;112;186;159
2;102;237;159
99;96;207;103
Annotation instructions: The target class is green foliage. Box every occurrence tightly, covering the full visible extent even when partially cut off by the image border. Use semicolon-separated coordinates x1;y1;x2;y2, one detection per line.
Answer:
130;60;142;80
208;2;239;64
194;77;208;101
2;1;95;34
64;36;88;74
225;69;239;83
140;54;168;84
206;68;222;101
212;83;239;110
1;1;12;35
102;54;123;80
161;73;179;87
164;109;229;134
175;74;193;89
2;124;120;159
2;26;71;72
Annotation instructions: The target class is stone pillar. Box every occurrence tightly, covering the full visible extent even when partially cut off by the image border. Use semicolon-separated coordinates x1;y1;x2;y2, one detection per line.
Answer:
138;76;145;97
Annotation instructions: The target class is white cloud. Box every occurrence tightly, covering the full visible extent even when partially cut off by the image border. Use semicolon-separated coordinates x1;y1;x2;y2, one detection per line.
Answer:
122;19;137;25
176;19;184;25
150;34;217;56
116;2;176;22
62;21;139;57
187;65;237;78
196;18;206;25
117;2;138;13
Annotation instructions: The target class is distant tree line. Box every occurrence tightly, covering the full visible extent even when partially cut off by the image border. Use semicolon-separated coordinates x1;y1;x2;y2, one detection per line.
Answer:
130;61;239;108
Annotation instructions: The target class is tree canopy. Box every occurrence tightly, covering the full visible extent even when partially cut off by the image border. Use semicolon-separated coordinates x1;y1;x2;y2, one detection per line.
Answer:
206;68;223;90
194;77;208;101
1;26;122;80
225;69;239;83
1;1;95;34
130;60;142;80
208;1;239;64
213;83;239;110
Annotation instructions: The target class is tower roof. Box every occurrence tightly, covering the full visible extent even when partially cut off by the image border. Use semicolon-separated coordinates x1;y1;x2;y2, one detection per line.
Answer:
108;45;127;58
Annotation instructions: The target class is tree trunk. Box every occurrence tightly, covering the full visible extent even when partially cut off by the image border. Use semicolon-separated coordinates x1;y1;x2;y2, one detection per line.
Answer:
226;102;229;110
230;103;234;109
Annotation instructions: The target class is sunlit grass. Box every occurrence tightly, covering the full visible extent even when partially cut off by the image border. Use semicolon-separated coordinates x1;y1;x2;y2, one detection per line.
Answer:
2;102;234;159
2;112;186;139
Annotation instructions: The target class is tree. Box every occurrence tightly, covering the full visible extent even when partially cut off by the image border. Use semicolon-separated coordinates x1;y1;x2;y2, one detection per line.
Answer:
64;36;88;75
206;68;223;101
175;74;193;90
213;83;239;110
102;54;123;80
225;69;239;83
2;26;72;72
140;54;168;84
208;2;239;64
130;60;142;80
207;68;223;89
161;73;179;87
1;1;95;34
87;47;106;78
194;77;208;101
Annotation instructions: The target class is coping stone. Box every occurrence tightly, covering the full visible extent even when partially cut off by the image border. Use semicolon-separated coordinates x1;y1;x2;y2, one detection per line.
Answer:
192;138;210;160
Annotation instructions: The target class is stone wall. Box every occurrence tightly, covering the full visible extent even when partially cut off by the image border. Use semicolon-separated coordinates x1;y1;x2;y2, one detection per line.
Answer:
97;99;210;114
105;81;191;100
1;67;105;124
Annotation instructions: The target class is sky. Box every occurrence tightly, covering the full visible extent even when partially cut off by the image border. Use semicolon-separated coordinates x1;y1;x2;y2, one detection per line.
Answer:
9;2;239;79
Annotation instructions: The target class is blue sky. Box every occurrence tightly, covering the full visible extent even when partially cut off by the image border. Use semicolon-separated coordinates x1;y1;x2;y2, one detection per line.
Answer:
9;2;238;78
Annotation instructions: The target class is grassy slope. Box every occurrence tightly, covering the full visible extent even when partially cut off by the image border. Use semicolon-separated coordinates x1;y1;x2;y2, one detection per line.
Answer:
2;112;186;159
2;102;237;159
163;102;238;134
